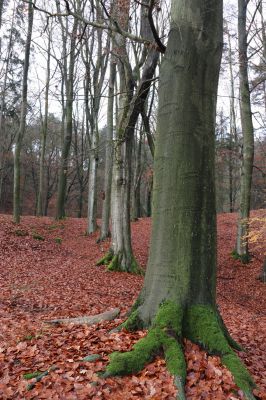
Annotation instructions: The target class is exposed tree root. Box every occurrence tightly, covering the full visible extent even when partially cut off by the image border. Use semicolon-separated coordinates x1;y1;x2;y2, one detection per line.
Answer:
96;251;144;275
96;250;114;266
45;308;120;326
104;302;257;400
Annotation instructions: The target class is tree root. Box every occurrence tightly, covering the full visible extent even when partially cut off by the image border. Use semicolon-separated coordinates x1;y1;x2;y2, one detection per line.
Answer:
103;302;257;400
96;231;111;243
96;250;113;266
45;308;120;326
96;251;144;275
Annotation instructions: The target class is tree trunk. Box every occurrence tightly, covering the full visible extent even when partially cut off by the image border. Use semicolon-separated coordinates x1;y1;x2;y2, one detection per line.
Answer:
87;127;99;233
37;27;51;216
236;0;255;260
56;17;78;219
13;0;34;223
104;2;256;399
99;58;116;240
227;28;237;213
97;0;159;273
132;130;142;221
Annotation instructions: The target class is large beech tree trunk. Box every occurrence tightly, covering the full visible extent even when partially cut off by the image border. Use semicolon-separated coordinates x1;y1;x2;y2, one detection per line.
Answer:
236;0;255;260
104;2;256;399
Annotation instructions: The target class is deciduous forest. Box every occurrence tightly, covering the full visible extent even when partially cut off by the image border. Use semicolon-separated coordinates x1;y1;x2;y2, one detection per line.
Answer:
0;0;265;399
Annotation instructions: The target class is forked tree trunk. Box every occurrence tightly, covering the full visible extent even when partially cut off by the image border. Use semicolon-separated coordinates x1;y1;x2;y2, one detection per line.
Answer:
97;0;159;273
236;0;255;260
105;2;256;399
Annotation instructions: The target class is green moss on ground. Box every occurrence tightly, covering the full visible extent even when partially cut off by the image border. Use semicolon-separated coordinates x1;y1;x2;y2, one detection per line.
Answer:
23;371;42;380
32;233;45;241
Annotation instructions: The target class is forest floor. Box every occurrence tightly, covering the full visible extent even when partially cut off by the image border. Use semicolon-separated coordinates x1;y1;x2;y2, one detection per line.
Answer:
0;211;265;400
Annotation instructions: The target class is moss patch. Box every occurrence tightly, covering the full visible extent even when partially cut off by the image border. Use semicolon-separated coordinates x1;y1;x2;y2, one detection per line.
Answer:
96;251;113;266
184;305;232;355
231;250;250;264
32;233;45;241
222;354;255;394
121;310;144;331
106;253;144;275
106;301;184;377
23;371;42;380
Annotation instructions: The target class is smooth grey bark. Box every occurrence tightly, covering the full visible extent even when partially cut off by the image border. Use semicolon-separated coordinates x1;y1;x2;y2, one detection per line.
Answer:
138;0;223;322
105;4;257;399
104;0;159;272
227;28;238;213
99;57;116;240
83;3;109;234
0;4;15;204
132;129;143;221
0;0;4;27
13;0;34;223
236;0;255;258
37;27;51;216
56;16;78;219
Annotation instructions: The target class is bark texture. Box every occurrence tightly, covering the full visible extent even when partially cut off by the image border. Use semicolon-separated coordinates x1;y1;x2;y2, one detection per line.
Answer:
56;16;78;219
236;0;255;260
99;58;116;241
13;1;34;223
98;0;159;273
37;27;51;216
105;2;256;399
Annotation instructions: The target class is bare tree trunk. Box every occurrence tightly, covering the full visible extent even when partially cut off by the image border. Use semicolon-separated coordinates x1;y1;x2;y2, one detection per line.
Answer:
104;3;256;399
56;17;78;219
98;0;159;272
227;29;237;213
0;4;16;206
87;122;99;233
99;57;116;240
132;129;142;221
13;0;34;223
37;27;51;216
236;0;255;260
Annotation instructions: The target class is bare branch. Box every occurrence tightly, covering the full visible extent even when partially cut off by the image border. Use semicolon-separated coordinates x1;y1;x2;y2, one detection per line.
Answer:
22;0;151;46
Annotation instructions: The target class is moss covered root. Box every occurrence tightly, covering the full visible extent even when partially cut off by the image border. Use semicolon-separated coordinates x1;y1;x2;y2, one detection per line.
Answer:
184;305;256;400
98;251;144;275
96;251;113;266
105;302;186;399
104;303;256;400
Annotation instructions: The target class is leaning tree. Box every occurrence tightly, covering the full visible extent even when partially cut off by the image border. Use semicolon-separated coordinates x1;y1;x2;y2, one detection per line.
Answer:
102;1;256;399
